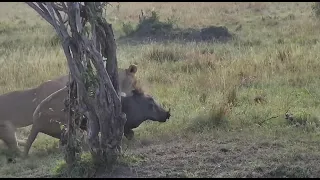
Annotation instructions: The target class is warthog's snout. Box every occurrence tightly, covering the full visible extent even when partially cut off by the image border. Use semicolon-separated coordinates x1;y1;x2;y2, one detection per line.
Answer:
161;108;171;122
166;108;171;119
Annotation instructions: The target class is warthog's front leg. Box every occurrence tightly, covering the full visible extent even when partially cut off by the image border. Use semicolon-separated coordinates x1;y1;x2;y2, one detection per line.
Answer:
124;129;134;140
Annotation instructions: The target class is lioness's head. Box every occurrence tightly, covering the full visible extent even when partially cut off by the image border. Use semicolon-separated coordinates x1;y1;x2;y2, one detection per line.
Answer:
119;64;138;96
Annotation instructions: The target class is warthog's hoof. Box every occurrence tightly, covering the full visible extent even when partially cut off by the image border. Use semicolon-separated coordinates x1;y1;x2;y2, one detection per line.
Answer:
7;157;16;164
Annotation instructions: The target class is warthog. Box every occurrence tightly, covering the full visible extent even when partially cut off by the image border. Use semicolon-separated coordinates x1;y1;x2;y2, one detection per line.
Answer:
24;88;171;157
0;64;139;155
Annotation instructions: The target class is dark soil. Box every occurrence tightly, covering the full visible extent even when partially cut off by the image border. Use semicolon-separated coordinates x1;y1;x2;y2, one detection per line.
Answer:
98;133;320;178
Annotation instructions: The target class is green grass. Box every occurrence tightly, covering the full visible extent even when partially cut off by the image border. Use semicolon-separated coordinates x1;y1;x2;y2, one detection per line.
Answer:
1;2;320;178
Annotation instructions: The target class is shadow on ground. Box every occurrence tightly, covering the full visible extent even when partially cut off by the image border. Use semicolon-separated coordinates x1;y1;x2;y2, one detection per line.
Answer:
117;13;234;45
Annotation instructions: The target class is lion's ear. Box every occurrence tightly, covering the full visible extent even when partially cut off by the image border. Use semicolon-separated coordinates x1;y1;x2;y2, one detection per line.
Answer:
127;64;137;74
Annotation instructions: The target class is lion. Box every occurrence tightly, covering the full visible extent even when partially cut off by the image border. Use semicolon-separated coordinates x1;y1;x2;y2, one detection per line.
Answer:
0;64;138;156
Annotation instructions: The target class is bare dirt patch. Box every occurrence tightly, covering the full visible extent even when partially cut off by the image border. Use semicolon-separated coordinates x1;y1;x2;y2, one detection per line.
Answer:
98;131;320;178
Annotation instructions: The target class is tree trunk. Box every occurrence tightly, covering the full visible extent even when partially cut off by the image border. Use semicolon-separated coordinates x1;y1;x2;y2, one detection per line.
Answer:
26;2;126;168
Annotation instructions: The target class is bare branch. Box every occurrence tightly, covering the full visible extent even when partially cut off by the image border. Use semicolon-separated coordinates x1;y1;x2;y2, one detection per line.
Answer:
52;6;69;37
45;3;64;37
36;2;51;17
82;36;120;100
60;2;67;10
92;23;97;50
25;2;54;26
73;3;83;33
51;2;65;12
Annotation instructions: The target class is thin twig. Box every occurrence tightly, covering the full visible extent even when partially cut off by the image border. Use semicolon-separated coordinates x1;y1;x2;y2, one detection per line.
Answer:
257;115;279;126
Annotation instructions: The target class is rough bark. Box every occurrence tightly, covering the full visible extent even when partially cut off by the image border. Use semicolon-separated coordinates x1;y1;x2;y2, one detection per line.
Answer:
26;2;126;167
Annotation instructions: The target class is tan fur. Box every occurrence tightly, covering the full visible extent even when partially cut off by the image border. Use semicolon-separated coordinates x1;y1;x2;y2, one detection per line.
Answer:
118;64;138;96
0;64;138;155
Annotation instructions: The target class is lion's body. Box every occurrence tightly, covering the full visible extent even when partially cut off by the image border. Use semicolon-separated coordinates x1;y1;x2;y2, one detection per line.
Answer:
0;64;138;155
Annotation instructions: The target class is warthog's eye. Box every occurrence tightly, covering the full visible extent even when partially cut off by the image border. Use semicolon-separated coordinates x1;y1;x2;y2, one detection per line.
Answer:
148;103;154;110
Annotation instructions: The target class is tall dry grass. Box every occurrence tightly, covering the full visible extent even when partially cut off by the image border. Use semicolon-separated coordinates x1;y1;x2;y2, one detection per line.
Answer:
1;2;320;177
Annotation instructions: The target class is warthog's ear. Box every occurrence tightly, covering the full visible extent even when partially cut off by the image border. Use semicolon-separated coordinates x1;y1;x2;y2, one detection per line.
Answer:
132;88;144;96
128;64;138;74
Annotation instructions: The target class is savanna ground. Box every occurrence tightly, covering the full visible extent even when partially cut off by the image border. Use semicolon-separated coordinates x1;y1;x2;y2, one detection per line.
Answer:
1;2;320;178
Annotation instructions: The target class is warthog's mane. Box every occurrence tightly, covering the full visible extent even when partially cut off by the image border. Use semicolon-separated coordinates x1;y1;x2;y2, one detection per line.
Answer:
132;87;145;96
